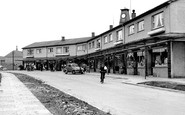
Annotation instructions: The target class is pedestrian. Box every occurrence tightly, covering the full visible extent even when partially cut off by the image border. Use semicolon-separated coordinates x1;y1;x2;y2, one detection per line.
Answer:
100;64;106;83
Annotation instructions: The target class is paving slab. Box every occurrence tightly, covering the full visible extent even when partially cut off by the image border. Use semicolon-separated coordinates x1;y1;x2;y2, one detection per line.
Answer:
0;72;52;115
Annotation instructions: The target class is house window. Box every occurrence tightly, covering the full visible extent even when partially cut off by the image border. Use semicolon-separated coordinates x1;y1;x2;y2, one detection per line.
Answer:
109;33;113;42
89;43;91;49
78;45;86;51
63;47;69;53
117;30;123;41
138;20;144;32
92;41;95;48
48;48;53;53
96;39;101;48
129;25;134;35
56;47;62;54
27;49;34;55
152;12;164;29
36;49;42;54
104;36;108;44
153;47;167;67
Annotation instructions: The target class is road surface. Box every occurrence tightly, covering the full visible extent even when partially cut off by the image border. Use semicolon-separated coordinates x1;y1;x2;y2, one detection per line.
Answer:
11;71;185;115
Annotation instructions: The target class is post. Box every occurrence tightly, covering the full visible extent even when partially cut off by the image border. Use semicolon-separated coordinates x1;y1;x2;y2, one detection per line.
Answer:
12;51;14;70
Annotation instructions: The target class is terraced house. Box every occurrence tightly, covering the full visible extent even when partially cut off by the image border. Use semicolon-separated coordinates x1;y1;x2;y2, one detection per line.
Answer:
23;0;185;78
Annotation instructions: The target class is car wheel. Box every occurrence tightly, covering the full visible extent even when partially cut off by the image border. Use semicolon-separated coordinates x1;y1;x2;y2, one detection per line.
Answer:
72;70;76;74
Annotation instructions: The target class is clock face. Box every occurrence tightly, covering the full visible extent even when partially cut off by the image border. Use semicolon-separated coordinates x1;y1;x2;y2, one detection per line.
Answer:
121;14;126;18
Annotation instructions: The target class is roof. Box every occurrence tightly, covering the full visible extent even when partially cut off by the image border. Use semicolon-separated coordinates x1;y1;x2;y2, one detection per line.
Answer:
5;50;23;58
23;37;92;49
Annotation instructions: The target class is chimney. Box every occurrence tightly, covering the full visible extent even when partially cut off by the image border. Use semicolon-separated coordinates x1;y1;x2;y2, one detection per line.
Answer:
119;8;130;25
61;36;65;41
109;25;113;30
131;10;136;19
16;46;18;51
92;32;95;37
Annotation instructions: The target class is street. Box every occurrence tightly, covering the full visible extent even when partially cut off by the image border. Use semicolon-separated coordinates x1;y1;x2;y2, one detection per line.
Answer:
11;71;185;115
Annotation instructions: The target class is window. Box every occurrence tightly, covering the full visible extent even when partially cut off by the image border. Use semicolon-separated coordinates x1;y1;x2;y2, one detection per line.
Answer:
48;48;53;53
117;30;123;41
36;49;42;54
138;20;144;32
89;42;91;49
129;25;134;35
78;45;86;51
63;47;69;53
92;41;95;48
137;51;145;67
96;39;101;48
56;47;62;54
27;49;34;55
104;36;108;44
152;12;164;29
109;33;113;42
127;53;134;68
153;47;167;67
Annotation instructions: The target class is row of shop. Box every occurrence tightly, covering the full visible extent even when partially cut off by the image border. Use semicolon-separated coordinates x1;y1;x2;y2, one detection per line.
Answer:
23;34;185;78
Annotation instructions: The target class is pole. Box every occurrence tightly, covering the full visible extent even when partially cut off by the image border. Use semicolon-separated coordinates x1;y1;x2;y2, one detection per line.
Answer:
12;51;14;70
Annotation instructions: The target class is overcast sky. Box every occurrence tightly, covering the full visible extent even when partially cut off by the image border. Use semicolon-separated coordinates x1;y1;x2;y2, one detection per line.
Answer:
0;0;168;56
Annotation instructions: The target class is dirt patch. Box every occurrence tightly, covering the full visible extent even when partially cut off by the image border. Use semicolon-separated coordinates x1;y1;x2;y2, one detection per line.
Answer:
11;72;111;115
138;81;185;91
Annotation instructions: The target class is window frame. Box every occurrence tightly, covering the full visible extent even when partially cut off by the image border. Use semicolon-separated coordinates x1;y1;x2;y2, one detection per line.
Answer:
36;49;42;54
152;12;164;30
128;24;135;35
56;47;62;54
96;39;101;48
48;48;53;53
109;33;113;42
27;49;34;55
104;35;108;44
63;46;69;53
137;20;144;32
116;29;123;41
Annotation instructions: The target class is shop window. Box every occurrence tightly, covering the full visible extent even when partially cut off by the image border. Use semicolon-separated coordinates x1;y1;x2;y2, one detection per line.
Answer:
127;53;134;68
153;47;167;67
137;51;145;67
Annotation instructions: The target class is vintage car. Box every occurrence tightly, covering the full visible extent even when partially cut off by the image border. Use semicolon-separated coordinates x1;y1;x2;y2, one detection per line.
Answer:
63;63;84;74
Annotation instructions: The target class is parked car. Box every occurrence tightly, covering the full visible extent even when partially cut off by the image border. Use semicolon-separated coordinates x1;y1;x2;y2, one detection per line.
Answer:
0;65;7;71
63;63;84;74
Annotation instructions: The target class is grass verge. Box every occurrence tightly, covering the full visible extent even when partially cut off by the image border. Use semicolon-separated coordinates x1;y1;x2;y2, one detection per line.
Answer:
11;72;111;115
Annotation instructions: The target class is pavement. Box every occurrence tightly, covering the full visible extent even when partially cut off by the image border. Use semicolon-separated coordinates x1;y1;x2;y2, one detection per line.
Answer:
85;72;185;93
1;71;185;115
0;72;52;115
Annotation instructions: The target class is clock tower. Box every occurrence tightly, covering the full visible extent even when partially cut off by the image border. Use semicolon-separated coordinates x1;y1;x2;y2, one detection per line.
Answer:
119;8;130;25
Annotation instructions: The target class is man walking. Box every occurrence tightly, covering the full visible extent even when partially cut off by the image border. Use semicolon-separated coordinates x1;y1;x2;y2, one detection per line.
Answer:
100;64;107;83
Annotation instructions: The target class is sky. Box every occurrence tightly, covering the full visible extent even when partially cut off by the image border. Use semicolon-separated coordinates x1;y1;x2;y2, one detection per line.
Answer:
0;0;168;56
